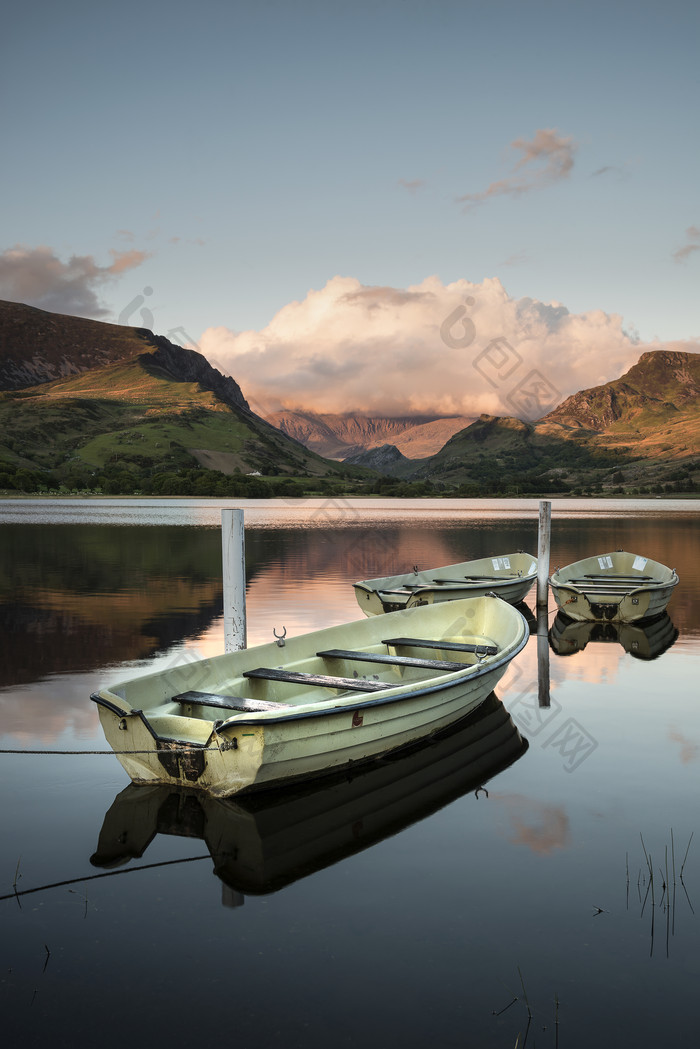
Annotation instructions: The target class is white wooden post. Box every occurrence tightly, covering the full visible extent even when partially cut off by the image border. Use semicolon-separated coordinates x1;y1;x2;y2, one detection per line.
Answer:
536;500;551;706
222;508;247;652
537;499;551;610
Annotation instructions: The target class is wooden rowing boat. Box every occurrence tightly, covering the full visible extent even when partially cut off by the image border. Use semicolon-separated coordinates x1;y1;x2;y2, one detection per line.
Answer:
90;693;528;895
91;596;529;797
549;551;679;623
353;551;538;616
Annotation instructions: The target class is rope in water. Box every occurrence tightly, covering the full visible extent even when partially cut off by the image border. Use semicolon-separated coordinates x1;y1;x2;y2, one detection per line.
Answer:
0;747;218;755
0;855;210;903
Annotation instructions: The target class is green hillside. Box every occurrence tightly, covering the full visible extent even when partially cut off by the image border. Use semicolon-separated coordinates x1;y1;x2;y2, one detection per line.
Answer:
0;350;367;496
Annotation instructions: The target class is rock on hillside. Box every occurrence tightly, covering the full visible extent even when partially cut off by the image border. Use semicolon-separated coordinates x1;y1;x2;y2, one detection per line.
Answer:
143;335;250;413
342;444;410;471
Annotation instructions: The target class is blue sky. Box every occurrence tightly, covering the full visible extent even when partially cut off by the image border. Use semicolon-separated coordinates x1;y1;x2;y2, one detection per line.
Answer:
1;0;698;414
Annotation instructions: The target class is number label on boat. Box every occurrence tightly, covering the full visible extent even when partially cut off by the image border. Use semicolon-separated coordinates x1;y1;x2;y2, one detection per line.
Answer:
598;556;614;570
492;556;511;571
632;555;648;571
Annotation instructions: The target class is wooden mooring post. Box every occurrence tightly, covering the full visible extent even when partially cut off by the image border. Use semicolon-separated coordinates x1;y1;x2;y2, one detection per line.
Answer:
222;508;247;653
537;500;551;610
537;499;551;707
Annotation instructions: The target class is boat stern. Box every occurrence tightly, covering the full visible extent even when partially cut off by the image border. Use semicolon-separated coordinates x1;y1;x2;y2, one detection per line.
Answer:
93;693;266;797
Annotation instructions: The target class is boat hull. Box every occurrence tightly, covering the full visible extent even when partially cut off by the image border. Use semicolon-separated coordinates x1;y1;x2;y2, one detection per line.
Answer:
93;597;529;797
549;551;678;623
354;552;538;616
91;694;528;895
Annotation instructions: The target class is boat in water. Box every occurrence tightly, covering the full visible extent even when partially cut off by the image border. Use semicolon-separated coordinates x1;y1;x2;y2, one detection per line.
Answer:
549;551;679;623
91;596;528;798
90;692;528;897
353;552;538;616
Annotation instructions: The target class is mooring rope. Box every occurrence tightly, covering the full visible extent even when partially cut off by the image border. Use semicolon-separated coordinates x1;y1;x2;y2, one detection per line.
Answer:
0;854;210;903
0;747;217;756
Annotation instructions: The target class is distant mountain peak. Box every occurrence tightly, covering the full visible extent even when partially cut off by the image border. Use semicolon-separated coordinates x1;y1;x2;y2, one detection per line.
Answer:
266;409;475;459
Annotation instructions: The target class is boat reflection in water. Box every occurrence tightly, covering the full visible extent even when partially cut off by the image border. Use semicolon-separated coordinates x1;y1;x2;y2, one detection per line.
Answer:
91;693;527;902
549;611;679;661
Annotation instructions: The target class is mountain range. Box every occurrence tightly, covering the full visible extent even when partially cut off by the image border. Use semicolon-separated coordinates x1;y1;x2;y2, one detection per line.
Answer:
265;410;474;459
354;349;699;493
0;298;697;496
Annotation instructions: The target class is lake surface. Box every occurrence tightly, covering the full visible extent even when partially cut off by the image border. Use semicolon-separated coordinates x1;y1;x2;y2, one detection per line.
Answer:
1;497;699;1048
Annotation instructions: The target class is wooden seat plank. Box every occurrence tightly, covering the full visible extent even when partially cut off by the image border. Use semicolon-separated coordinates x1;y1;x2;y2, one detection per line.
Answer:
243;668;391;692
171;690;286;712
382;636;498;656
581;573;655;581
432;575;518;584
317;648;470;672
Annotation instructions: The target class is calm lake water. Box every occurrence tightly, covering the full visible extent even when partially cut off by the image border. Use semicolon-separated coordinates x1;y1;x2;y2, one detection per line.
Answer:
1;497;699;1048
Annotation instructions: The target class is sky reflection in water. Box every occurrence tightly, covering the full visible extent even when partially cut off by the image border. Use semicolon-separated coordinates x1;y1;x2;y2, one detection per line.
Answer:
0;498;699;1048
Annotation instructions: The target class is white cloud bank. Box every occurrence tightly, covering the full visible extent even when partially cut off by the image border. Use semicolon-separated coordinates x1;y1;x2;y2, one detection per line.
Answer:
199;275;696;420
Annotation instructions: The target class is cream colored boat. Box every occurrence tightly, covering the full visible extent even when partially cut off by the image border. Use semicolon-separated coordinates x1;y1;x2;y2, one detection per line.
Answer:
549;551;679;623
90;693;528;895
91;596;529;798
353;551;538;616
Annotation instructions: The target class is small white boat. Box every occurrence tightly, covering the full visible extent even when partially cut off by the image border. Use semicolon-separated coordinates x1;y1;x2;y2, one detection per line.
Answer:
91;596;529;798
90;693;528;895
549;551;679;623
353;552;538;616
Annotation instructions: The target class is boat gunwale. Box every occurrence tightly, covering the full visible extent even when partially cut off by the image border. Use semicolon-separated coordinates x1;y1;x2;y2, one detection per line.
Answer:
549;578;678;597
90;621;529;735
353;552;539;592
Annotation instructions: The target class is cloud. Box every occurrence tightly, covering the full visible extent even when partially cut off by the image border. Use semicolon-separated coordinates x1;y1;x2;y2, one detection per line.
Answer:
197;274;692;420
493;794;570;854
499;252;529;268
669;728;699;764
0;244;151;318
673;225;700;263
398;177;427;194
458;128;576;209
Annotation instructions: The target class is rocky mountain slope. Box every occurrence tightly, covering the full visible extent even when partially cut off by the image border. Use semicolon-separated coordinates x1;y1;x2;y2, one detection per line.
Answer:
369;350;699;493
0;299;148;389
0;299;350;484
